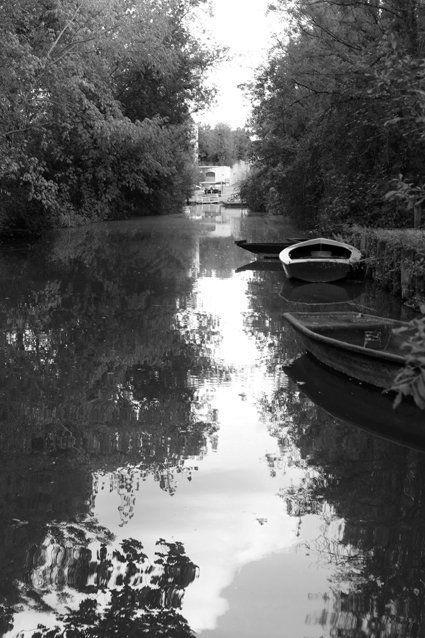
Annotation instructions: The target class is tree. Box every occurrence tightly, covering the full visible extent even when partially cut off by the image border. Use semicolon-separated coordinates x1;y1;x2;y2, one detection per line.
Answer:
198;123;251;165
0;0;218;232
246;0;425;229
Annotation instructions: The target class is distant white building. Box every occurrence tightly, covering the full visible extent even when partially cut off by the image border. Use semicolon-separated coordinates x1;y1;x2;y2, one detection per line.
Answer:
198;165;231;186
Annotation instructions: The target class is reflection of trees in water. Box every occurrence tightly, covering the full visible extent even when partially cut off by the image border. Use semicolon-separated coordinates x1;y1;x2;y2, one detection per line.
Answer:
262;376;425;636
199;236;240;277
304;590;421;637
237;216;299;245
0;222;220;466
25;534;198;638
27;522;114;591
0;457;94;610
92;461;201;527
241;270;305;373
0;221;223;631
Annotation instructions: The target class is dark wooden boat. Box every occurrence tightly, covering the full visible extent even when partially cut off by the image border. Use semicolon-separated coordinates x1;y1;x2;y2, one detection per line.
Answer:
279;237;362;282
235;260;283;273
282;311;414;389
285;354;425;451
223;199;247;208
235;237;307;259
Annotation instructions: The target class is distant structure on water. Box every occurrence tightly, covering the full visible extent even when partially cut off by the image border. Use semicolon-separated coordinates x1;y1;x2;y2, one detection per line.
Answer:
198;161;250;191
198;165;231;190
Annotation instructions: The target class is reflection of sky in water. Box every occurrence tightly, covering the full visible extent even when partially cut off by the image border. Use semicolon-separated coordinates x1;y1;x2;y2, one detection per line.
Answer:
194;277;258;366
92;269;346;636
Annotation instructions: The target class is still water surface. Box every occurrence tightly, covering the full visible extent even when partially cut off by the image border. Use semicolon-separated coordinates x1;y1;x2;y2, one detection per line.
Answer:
1;207;424;637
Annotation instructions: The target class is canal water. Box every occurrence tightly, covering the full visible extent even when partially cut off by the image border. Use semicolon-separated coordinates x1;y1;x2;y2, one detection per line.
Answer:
0;207;424;638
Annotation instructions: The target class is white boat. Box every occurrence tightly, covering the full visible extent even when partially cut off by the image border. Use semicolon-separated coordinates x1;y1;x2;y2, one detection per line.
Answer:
278;237;362;283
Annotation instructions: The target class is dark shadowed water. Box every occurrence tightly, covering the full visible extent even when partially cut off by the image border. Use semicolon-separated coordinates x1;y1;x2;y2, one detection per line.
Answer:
0;207;424;638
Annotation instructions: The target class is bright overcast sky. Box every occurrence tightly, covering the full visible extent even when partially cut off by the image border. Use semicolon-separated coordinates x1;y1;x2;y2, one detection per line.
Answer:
196;0;279;129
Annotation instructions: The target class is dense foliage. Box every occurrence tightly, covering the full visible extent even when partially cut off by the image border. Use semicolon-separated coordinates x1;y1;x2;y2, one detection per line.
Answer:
244;0;425;230
0;0;218;233
197;122;251;165
391;307;425;408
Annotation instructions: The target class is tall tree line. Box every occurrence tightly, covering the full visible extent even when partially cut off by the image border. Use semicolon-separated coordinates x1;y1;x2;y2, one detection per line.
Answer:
0;0;218;233
243;0;425;229
197;122;251;165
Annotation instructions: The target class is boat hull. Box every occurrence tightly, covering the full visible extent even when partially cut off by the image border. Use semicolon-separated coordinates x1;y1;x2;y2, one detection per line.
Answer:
285;354;425;451
223;201;247;208
296;330;403;387
236;260;283;273
282;260;351;283
283;311;407;389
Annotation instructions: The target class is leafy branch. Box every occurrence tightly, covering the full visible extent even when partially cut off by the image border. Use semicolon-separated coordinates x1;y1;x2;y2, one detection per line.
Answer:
391;308;425;410
384;175;425;228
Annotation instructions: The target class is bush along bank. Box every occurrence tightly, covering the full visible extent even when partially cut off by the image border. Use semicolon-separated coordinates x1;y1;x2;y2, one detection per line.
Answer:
345;226;425;310
342;226;425;410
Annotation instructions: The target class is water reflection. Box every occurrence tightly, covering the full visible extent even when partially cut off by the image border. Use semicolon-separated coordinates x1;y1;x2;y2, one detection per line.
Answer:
280;279;365;305
286;353;425;451
28;536;199;637
0;212;424;637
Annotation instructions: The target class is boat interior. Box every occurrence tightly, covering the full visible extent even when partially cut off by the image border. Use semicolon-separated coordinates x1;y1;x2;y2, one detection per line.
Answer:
313;323;409;354
289;243;352;260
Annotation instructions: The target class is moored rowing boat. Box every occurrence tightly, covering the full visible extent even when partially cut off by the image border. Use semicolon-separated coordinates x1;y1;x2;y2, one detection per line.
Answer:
279;237;362;282
235;237;307;259
282;311;413;389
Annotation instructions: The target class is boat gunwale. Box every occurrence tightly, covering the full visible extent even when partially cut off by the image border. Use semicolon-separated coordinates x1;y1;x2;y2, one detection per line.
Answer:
281;256;356;265
282;311;407;365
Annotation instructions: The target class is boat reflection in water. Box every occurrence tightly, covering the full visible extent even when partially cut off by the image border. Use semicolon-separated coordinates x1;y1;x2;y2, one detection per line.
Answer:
285;353;425;452
279;280;364;306
235;259;283;273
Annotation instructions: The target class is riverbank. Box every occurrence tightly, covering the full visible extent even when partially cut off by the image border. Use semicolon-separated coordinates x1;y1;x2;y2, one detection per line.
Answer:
344;226;425;311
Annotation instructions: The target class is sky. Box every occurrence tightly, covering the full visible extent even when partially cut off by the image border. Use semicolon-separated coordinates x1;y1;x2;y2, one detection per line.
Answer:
197;0;279;129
